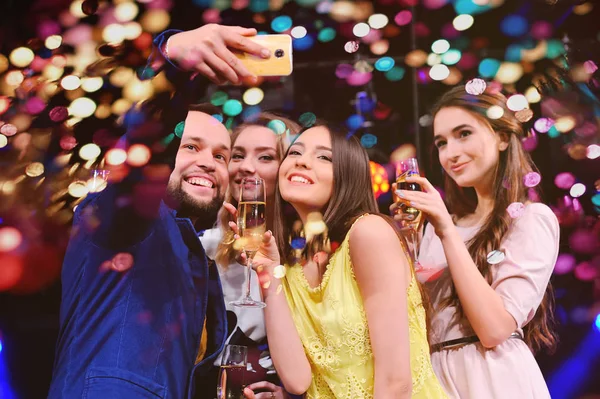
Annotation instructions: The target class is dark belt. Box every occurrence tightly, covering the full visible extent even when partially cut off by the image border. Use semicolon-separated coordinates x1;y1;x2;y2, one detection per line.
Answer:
431;332;523;352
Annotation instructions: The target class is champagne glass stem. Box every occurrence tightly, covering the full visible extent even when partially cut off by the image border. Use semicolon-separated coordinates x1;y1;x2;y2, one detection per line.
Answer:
406;228;419;264
245;254;253;301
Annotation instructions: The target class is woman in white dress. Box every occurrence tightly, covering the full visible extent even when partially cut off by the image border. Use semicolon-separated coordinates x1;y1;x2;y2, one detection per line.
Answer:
197;113;300;399
393;85;559;398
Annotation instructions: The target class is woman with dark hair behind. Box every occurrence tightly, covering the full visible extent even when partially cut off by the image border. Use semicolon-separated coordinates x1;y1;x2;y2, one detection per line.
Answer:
246;123;447;398
392;85;559;398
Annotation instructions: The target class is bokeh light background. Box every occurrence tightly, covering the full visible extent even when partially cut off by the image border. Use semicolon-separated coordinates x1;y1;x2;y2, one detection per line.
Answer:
0;0;599;398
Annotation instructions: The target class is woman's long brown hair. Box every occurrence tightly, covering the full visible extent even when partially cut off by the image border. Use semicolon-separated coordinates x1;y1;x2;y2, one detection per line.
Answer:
214;112;301;267
272;122;433;341
431;85;558;354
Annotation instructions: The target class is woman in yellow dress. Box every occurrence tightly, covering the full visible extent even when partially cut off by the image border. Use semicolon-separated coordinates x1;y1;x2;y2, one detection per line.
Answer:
248;123;448;399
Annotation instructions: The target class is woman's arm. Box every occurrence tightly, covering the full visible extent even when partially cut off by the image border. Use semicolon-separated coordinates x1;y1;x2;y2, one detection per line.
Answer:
252;233;312;395
396;176;517;347
437;226;517;347
350;215;413;399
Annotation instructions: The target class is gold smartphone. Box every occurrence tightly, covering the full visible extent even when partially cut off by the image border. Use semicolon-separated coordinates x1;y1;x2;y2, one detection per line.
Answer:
235;34;293;76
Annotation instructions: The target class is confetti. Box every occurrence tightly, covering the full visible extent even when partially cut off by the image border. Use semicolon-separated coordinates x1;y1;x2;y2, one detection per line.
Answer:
111;252;134;272
487;250;505;265
523;172;541;187
49;106;69;123
174;121;185;138
273;265;286;279
507;202;526;218
515;108;534;123
0;123;17;136
465;78;487;95
267;119;287;135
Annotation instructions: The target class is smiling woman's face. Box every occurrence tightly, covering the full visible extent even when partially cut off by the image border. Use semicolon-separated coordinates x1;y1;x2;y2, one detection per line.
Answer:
433;106;507;191
228;126;280;202
278;126;334;214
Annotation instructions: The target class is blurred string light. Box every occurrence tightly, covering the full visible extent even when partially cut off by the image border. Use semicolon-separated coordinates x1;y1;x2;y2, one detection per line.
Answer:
291;26;307;39
368;14;388;29
271;15;292;32
453;14;474;31
353;22;370;38
430;64;450;81
431;39;450;54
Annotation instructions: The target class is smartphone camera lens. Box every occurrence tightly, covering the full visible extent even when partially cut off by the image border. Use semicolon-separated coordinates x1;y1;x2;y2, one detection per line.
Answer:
274;49;284;58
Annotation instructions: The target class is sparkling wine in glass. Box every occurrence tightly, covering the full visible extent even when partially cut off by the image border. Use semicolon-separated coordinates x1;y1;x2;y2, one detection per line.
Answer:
393;158;424;265
217;345;247;399
231;177;267;308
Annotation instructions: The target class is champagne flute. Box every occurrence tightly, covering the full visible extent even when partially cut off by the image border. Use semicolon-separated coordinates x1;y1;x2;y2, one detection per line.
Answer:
393;158;424;266
217;345;248;399
231;177;267;308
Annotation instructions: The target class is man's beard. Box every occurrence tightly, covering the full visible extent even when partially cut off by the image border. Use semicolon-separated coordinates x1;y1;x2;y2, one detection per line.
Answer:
166;179;223;230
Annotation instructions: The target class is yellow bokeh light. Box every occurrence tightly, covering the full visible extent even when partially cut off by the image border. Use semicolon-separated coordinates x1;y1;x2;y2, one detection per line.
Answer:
0;135;7;149
69;97;96;118
103;24;126;44
370;40;389;56
115;2;139;22
0;54;8;74
10;47;35;68
81;77;103;92
42;83;59;99
242;87;264;105
65;117;82;128
140;9;171;33
105;148;128;166
123;22;143;40
442;67;463;85
111;99;132;115
453;14;474;31
6;71;24;86
79;143;101;161
429;64;450;81
25;162;45;177
574;2;593;15
45;35;63;50
127;144;151;167
68;181;89;198
43;64;64;81
123;77;155;102
368;13;389;29
555;116;576;133
95;104;112;119
70;0;86;18
405;50;428;67
1;180;16;195
109;67;134;87
61;75;82;90
525;86;541;103
495;62;523;84
329;1;357;23
486;105;504;120
427;53;442;66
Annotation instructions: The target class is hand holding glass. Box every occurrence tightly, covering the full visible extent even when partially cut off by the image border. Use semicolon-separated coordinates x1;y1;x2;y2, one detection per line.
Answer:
217;345;247;399
231;177;267;308
393;158;423;264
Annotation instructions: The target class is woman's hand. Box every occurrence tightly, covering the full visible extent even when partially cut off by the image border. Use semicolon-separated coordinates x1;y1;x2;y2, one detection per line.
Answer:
243;381;291;399
223;201;280;272
394;176;455;239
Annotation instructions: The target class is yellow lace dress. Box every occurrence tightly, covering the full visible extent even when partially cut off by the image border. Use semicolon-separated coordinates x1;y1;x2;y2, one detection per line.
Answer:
281;217;448;399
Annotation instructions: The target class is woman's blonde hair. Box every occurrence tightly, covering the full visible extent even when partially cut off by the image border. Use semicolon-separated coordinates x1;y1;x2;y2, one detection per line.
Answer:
214;112;301;267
